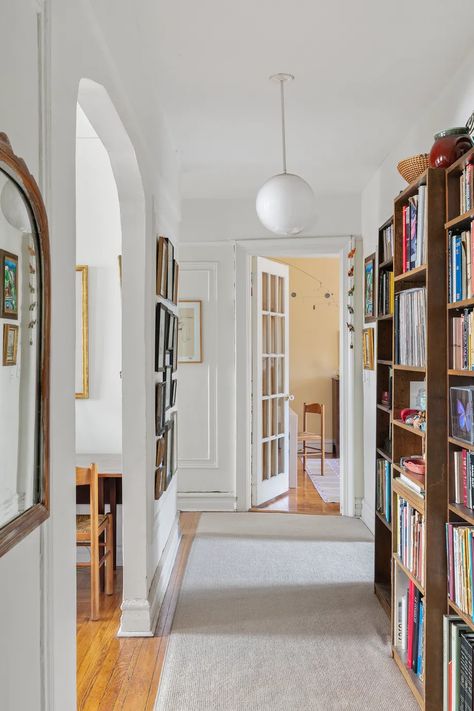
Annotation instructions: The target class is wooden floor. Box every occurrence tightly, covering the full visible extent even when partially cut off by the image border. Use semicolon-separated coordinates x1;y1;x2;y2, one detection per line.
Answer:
250;458;340;515
76;512;200;711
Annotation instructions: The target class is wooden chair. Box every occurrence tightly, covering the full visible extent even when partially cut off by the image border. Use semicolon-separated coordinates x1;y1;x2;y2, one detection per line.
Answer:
76;463;114;620
298;403;325;476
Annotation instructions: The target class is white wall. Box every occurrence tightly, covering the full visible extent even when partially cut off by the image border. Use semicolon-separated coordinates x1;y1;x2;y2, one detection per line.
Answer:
0;1;182;709
360;45;474;533
75;105;122;454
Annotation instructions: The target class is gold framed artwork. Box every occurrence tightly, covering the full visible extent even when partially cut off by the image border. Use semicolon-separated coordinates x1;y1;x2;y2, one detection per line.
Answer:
0;249;19;320
75;265;89;398
156;236;168;299
178;300;202;363
364;252;376;323
2;323;18;365
362;328;374;370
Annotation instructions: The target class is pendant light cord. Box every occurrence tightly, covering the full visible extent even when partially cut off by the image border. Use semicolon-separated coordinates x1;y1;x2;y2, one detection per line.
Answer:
280;79;287;174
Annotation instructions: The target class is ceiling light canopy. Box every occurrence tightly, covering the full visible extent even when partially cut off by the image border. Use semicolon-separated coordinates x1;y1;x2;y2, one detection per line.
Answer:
256;74;315;236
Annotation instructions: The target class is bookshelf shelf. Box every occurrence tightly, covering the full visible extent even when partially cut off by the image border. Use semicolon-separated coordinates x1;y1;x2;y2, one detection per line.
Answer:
448;368;474;376
448;599;474;634
392;419;425;437
390;167;447;709
444;207;474;230
374;216;394;622
448;436;474;451
448;502;474;525
447;296;474;310
394;264;427;284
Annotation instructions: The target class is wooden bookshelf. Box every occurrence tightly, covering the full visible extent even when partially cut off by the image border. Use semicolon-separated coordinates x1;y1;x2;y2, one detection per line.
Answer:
391;167;447;710
446;147;474;660
374;216;394;621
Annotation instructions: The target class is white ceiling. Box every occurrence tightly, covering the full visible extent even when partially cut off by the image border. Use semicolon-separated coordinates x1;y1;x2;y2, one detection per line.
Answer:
155;0;474;200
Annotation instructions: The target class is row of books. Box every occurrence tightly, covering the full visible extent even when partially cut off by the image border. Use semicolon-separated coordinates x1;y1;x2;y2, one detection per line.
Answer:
460;162;474;215
395;578;424;680
453;450;474;509
378;270;394;316
446;523;474;618
396;496;425;586
452;309;474;371
444;615;474;711
402;186;427;273
376;458;391;523
448;226;474;303
394;288;427;367
381;222;394;262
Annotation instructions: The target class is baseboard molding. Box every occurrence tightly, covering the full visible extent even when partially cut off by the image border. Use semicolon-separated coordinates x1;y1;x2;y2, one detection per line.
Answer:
118;514;181;637
361;498;375;535
178;492;236;512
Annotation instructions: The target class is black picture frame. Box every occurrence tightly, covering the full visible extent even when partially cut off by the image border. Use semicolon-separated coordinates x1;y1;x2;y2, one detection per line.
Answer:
171;378;177;408
164;366;172;411
155;303;167;372
172;316;178;372
167;241;174;302
155;382;166;434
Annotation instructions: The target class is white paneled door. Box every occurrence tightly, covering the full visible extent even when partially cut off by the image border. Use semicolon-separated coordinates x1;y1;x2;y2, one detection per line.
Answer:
252;257;290;506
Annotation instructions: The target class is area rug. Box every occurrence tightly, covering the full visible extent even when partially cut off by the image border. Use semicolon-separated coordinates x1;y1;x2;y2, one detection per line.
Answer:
154;512;418;711
304;457;340;503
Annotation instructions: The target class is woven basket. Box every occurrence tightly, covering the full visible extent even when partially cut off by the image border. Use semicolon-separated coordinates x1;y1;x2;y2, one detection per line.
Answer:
397;153;430;184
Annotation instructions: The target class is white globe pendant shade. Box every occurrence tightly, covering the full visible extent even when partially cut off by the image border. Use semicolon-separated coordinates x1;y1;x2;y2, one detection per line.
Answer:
256;172;315;236
1;178;30;232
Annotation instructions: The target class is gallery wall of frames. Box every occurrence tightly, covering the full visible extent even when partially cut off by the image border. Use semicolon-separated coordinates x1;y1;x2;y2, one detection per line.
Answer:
155;235;179;500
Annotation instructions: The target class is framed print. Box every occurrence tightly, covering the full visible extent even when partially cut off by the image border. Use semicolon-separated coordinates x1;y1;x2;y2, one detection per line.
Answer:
3;324;18;365
364;253;376;323
173;261;179;305
155;303;167;372
0;249;19;319
167;240;174;302
164;366;172;411
156;236;168;298
156;431;167;468
155;382;166;434
178;300;202;363
166;419;174;486
171;377;177;407
410;380;427;410
75;265;89;398
167;311;175;351
362;328;374;370
172;316;178;371
155;467;166;500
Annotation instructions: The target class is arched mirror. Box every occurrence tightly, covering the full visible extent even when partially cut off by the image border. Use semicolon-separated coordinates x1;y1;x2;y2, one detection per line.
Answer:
0;133;50;557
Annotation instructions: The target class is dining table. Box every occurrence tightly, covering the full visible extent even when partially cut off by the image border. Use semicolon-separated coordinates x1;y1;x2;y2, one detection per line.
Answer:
75;453;122;569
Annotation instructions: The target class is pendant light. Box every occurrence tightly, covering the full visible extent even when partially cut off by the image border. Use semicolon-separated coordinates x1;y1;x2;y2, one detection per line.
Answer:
256;73;315;236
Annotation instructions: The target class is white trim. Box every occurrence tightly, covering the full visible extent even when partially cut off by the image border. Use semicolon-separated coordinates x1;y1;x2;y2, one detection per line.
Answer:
178;493;237;511
234;235;364;517
361;498;375;535
118;515;181;637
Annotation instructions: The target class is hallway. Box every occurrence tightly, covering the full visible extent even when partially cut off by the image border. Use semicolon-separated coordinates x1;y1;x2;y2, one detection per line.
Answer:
154;513;418;710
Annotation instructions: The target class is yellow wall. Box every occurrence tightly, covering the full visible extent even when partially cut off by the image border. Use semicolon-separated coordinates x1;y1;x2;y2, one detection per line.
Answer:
270;257;340;441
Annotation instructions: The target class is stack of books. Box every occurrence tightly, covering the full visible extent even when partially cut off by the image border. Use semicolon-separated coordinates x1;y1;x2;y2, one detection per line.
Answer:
444;616;474;711
394;288;427;367
376;458;391;523
378;270;394;316
453;450;474;508
395;578;424;680
452;310;474;370
397;496;424;586
460;162;474;214
446;523;474;616
402;186;428;273
448;226;474;303
381;222;394;262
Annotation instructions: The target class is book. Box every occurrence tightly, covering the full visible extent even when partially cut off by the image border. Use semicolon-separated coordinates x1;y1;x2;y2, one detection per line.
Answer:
394;288;427;367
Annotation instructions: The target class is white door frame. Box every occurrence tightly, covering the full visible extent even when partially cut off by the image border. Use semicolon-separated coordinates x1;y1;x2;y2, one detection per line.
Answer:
235;235;364;517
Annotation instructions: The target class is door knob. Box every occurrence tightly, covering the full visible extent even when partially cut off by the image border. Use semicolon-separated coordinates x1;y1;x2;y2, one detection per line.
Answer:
285;394;295;402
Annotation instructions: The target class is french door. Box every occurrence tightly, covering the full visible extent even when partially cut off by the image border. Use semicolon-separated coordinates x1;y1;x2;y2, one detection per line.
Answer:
252;257;290;506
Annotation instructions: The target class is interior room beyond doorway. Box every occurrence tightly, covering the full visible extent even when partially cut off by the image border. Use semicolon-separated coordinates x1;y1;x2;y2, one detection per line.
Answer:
252;255;341;515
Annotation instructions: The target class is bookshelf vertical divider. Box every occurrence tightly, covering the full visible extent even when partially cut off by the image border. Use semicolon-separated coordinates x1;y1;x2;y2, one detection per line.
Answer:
390;168;446;710
374;216;394;619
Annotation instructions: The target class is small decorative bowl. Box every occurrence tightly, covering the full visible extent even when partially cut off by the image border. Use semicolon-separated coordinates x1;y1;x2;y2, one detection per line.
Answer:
397;154;430;184
402;457;426;476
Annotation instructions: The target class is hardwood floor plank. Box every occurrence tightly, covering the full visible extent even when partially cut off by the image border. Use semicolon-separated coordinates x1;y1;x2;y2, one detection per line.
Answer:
77;512;201;711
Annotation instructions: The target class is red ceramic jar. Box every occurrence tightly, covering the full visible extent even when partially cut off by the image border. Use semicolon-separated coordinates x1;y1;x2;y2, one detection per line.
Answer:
429;127;473;169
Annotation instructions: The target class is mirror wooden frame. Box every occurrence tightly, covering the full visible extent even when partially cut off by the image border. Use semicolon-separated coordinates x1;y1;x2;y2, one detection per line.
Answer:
0;133;51;558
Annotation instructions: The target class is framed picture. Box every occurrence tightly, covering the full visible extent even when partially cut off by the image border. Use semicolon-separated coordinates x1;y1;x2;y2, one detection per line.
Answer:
3;324;18;366
362;328;374;370
364;253;376;323
154;467;166;500
75;265;89;398
0;249;19;319
155;303;167;372
178;300;202;363
167;311;175;351
166;418;174;487
155;382;166;434
167;240;174;302
156;430;167;468
173;261;179;305
171;377;177;407
450;386;474;444
164;366;173;411
156;236;168;298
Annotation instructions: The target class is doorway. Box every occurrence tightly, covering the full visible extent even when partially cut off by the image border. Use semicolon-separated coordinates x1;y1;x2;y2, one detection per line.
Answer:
251;255;340;515
235;236;363;518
